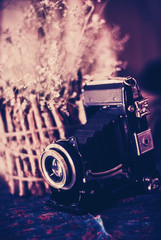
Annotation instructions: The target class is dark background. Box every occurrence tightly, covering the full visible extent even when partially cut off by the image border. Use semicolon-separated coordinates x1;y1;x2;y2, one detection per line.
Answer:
105;0;161;82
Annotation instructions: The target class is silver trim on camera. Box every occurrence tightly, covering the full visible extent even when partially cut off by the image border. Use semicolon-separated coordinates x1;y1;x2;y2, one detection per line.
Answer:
86;164;129;180
82;79;125;108
41;143;77;190
135;98;150;118
134;129;154;156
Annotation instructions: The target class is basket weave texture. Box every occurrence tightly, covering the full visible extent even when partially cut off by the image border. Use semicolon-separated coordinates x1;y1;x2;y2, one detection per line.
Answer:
0;94;66;196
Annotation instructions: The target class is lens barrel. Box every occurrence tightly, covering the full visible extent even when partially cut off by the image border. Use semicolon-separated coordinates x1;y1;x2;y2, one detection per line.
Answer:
41;139;84;191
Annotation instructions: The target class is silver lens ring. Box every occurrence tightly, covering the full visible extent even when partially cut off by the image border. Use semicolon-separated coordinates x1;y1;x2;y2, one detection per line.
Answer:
41;149;69;189
41;143;76;190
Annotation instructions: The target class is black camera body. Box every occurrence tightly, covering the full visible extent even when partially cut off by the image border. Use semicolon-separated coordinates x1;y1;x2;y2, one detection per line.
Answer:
41;77;160;213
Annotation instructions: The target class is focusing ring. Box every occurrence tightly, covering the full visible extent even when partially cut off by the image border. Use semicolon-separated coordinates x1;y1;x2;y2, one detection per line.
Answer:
41;149;70;189
41;140;83;190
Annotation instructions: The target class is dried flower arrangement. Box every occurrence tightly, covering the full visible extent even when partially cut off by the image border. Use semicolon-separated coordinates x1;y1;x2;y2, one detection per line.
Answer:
0;0;128;196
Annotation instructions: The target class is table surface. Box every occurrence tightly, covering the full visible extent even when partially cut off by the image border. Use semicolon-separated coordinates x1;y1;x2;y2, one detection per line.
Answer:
0;176;161;240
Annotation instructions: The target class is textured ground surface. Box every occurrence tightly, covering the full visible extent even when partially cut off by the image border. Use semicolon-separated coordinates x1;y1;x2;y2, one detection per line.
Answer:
102;192;161;240
0;177;161;240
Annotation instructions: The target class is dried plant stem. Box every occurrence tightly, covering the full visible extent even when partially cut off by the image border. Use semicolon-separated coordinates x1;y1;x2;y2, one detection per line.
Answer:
17;97;44;195
15;156;24;196
77;3;94;50
65;0;94;74
14;98;29;195
75;98;87;125
41;108;57;142
30;94;45;143
49;103;65;139
0;110;15;194
6;106;14;132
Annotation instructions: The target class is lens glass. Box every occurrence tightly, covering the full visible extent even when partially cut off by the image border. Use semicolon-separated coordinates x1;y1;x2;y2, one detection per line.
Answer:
45;156;63;183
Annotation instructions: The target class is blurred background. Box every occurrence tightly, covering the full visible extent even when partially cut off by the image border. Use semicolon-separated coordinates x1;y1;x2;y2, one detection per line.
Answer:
105;0;161;81
1;0;161;79
0;0;161;192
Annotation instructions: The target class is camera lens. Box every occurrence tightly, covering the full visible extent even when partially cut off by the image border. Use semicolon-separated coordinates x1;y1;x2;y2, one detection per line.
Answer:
41;142;78;190
50;158;63;178
41;149;69;189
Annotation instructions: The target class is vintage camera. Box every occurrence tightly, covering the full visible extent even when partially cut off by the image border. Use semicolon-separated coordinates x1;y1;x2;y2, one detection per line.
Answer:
41;77;160;213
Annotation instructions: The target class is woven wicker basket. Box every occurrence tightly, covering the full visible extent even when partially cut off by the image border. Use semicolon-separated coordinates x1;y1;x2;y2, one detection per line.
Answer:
0;94;67;196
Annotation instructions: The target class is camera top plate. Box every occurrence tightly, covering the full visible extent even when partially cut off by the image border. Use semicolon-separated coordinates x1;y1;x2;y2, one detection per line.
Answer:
82;77;133;108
